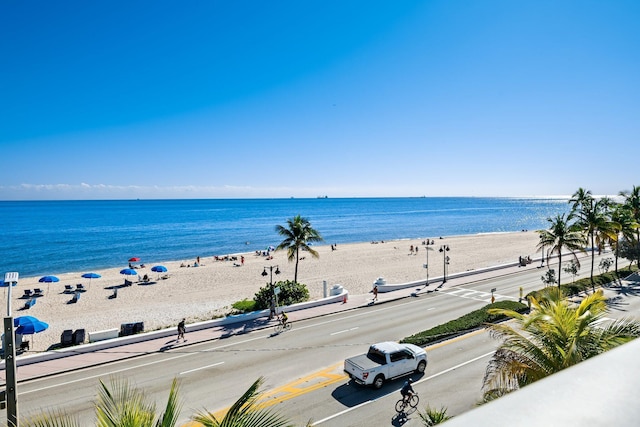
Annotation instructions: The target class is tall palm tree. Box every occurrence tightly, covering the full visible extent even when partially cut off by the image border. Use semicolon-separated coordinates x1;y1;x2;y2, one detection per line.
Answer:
620;186;640;266
569;187;592;212
536;213;585;287
571;195;618;290
192;377;296;427
610;203;639;273
482;288;640;398
275;215;323;283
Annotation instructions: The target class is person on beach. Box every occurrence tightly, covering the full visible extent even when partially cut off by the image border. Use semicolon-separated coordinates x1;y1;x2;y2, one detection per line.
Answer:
177;318;186;342
372;285;378;302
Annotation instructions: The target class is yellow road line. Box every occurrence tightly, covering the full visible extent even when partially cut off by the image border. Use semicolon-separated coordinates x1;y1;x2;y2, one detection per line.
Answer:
182;330;488;426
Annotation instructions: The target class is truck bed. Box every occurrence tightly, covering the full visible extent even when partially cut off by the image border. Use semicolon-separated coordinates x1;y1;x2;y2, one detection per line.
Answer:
345;354;381;372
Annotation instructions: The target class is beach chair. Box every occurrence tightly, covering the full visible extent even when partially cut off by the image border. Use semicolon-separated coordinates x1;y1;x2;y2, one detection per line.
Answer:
64;284;73;293
20;341;30;351
23;289;32;298
71;291;81;303
34;288;44;296
76;284;85;292
72;329;85;345
23;298;36;309
60;329;73;346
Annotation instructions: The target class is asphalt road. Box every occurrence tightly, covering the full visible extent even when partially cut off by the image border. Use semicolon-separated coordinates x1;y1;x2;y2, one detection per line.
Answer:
5;255;637;426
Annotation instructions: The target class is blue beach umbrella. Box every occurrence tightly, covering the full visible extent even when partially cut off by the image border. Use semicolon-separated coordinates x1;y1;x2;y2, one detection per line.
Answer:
14;315;49;347
0;279;16;297
151;265;168;280
81;272;101;289
120;268;138;285
39;275;60;292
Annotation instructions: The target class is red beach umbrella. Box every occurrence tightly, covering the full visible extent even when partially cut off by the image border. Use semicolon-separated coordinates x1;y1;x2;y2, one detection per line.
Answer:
128;257;141;262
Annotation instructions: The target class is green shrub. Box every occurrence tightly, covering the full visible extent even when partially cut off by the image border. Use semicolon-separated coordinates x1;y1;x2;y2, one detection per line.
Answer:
253;280;310;310
401;300;528;347
231;299;256;313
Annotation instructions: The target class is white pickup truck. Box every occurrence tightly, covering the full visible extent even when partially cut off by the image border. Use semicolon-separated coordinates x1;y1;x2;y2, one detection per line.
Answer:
344;341;427;389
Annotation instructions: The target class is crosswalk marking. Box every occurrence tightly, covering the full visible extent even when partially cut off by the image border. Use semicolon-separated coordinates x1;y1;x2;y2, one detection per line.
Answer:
440;287;516;303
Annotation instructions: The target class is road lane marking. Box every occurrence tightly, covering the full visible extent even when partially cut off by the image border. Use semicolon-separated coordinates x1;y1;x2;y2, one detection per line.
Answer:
188;330;494;427
330;327;359;336
440;287;516;302
180;361;225;375
311;351;494;425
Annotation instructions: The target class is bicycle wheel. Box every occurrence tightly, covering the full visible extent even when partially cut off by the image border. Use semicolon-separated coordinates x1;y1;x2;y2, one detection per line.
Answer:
409;394;420;408
284;322;292;331
395;399;407;413
274;323;283;333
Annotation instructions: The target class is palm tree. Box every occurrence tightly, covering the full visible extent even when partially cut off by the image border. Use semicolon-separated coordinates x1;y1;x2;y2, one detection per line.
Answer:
192;377;296;427
419;406;452;426
610;203;639;273
570;195;618;290
569;187;592;212
21;377;182;427
275;215;323;283
536;213;585;287
482;288;640;398
620;186;640;266
94;377;181;427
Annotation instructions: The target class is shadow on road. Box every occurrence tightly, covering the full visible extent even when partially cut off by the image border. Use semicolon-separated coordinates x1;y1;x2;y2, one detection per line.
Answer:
330;374;425;408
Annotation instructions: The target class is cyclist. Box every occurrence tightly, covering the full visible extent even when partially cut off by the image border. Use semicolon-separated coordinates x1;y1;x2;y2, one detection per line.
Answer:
400;378;415;403
279;311;288;327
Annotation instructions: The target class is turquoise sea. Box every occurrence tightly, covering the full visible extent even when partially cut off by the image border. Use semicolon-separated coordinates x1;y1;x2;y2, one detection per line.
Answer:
0;197;571;278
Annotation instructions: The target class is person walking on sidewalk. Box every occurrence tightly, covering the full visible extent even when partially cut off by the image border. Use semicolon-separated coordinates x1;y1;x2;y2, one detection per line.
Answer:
269;296;277;320
372;285;378;302
177;318;186;342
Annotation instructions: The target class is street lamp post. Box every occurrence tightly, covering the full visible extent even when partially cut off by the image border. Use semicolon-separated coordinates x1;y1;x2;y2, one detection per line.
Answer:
261;265;280;306
4;272;19;426
439;245;450;283
423;246;432;286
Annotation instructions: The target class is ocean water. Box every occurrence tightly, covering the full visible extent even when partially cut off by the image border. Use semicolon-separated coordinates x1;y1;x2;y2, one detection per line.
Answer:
0;197;571;278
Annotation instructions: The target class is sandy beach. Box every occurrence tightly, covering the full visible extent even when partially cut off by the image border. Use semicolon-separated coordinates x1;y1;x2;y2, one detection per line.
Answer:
5;231;540;352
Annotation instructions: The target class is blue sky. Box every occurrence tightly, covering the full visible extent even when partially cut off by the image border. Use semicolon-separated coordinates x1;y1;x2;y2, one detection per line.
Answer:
1;1;638;200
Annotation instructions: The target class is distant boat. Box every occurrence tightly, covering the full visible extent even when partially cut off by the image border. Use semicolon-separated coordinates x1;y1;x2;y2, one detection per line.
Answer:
317;195;328;199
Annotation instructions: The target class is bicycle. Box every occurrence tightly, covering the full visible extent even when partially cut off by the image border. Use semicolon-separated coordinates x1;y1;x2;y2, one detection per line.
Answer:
395;393;419;413
274;318;292;333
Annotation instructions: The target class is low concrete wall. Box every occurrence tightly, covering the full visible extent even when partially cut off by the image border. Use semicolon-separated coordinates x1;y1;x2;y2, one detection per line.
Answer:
88;328;119;343
376;262;521;293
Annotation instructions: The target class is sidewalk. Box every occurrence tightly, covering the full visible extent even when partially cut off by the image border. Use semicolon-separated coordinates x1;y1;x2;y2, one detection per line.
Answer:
0;260;542;383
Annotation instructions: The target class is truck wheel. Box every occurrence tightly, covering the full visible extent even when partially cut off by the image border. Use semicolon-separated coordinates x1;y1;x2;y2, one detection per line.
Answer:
373;375;385;389
416;360;427;374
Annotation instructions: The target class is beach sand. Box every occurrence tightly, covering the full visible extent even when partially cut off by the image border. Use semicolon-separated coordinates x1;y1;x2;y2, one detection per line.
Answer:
6;231;540;352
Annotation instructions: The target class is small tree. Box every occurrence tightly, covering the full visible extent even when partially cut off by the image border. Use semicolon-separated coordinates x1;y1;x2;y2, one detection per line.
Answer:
254;280;310;310
541;269;557;287
599;257;614;274
619;238;640;267
563;260;579;283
